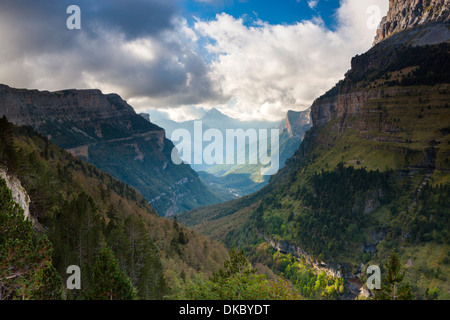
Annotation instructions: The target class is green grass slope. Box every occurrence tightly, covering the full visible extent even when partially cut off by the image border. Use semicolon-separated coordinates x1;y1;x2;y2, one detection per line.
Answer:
179;42;450;299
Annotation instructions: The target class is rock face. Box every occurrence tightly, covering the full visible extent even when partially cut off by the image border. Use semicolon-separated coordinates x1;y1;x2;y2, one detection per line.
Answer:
0;84;162;148
284;109;311;138
311;0;450;129
0;84;222;216
0;169;32;224
374;0;450;45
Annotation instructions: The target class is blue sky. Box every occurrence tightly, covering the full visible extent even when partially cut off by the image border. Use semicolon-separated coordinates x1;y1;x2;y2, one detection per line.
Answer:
181;0;341;28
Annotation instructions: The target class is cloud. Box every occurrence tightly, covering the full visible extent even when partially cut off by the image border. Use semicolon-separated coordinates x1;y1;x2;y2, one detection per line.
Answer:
0;0;389;122
192;0;388;121
0;0;223;111
308;0;319;9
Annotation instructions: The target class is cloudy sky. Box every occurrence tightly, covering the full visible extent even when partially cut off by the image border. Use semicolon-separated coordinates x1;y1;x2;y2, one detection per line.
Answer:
0;0;388;122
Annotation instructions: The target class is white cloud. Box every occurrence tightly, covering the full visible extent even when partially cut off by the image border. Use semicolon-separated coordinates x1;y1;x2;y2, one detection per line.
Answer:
308;0;319;9
0;0;389;122
191;0;388;121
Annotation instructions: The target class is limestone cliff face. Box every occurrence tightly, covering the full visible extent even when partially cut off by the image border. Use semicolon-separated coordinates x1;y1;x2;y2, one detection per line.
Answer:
0;84;164;149
0;84;222;216
311;0;449;129
374;0;450;45
284;109;311;138
0;169;32;224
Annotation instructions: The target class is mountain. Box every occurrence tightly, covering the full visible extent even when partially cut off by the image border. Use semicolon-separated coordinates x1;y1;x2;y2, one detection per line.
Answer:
152;107;275;151
0;84;223;216
179;2;450;299
373;0;450;46
151;107;311;198
0;117;228;299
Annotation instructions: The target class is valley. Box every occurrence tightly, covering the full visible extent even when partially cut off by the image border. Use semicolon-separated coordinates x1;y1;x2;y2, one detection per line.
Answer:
1;0;449;302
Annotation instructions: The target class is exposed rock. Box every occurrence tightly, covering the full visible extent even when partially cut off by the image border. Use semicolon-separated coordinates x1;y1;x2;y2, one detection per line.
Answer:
374;0;450;45
139;113;151;122
284;109;312;138
0;169;33;224
0;83;222;216
67;145;90;160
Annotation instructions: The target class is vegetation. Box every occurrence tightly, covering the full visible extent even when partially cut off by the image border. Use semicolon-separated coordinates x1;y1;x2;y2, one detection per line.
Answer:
179;42;450;299
374;251;414;300
0;117;228;299
253;164;396;260
176;246;302;300
0;177;63;299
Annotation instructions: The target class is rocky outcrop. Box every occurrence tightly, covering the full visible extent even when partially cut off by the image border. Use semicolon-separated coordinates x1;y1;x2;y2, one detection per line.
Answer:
311;0;450;130
374;0;450;45
0;84;223;216
0;84;164;148
0;169;33;224
284;109;312;138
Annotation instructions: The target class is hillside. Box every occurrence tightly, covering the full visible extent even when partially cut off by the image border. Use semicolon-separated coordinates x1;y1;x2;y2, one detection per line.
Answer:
0;117;228;299
0;85;223;216
178;8;450;299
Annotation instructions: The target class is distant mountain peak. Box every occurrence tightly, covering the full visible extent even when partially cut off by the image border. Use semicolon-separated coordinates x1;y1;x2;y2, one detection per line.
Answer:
203;108;229;120
373;0;450;46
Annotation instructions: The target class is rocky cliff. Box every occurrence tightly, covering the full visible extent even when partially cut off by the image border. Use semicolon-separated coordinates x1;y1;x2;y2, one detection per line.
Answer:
284;109;311;138
0;84;223;216
311;0;450;129
374;0;450;45
0;169;32;224
0;84;162;149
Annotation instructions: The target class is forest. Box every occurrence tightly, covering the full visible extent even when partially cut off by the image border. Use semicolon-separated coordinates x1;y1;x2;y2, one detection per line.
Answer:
0;116;229;299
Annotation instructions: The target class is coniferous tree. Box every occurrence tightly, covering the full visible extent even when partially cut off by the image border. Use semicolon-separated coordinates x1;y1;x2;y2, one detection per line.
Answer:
374;251;414;300
89;246;136;300
0;178;63;300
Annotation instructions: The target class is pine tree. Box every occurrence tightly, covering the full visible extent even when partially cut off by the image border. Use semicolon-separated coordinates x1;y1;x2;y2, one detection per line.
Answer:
211;245;255;282
374;251;414;300
0;178;63;300
89;246;136;300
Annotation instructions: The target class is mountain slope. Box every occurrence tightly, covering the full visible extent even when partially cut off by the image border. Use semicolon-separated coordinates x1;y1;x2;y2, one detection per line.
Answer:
0;117;228;299
0;85;223;216
179;6;450;299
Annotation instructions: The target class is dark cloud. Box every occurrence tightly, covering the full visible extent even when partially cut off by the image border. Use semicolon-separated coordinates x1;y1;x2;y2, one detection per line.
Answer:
0;0;178;52
89;0;179;40
0;0;223;109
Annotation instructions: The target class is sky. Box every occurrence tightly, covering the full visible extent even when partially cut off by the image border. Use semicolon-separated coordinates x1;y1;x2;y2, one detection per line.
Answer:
0;0;389;122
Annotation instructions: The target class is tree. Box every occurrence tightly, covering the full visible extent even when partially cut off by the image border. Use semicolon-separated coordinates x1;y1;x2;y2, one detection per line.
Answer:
0;116;19;172
374;251;414;300
0;178;63;300
211;245;255;282
178;246;301;300
89;246;136;300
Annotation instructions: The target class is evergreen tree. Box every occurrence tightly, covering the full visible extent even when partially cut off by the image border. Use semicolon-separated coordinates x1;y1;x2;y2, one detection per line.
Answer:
89;246;136;300
212;245;256;281
374;251;414;300
0;178;63;299
179;246;301;300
